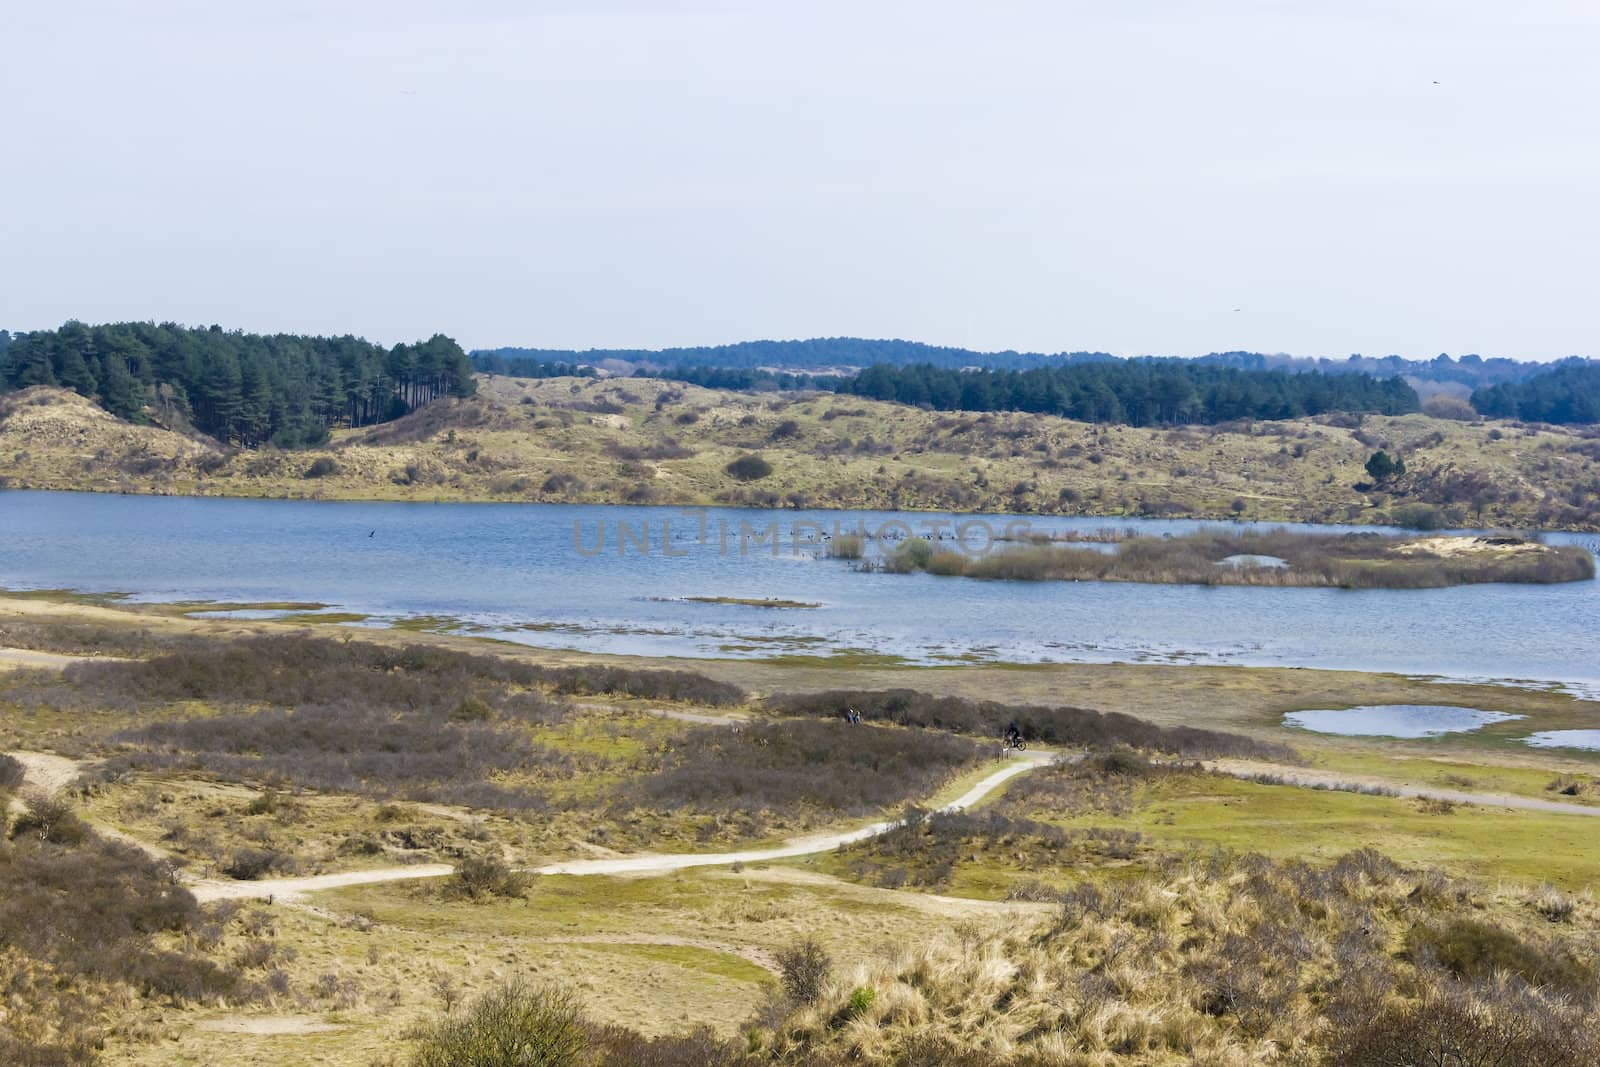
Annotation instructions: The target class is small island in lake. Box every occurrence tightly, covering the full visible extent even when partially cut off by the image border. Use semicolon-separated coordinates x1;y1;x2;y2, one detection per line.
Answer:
843;530;1595;589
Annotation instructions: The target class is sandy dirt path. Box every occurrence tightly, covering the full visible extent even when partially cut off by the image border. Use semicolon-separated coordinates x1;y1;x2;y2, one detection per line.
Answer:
6;750;86;794
0;647;105;671
187;753;1055;903
1206;759;1600;816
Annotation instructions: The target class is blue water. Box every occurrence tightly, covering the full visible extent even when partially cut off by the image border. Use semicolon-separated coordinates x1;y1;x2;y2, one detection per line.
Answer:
1524;731;1600;751
1;490;1595;691
1283;705;1523;738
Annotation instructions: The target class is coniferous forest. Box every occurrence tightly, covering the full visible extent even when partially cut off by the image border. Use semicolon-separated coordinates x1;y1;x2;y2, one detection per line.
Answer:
0;322;474;447
481;354;1423;427
833;361;1420;426
1471;363;1600;424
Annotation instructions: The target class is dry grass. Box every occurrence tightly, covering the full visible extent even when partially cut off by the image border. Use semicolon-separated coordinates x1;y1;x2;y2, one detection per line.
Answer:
751;851;1600;1066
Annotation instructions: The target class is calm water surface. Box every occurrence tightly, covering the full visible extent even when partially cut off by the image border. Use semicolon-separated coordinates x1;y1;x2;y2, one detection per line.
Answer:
1;491;1595;692
1283;705;1523;738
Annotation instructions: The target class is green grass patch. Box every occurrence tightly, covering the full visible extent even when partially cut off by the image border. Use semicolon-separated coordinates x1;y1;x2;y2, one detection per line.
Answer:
574;942;771;984
1050;774;1600;889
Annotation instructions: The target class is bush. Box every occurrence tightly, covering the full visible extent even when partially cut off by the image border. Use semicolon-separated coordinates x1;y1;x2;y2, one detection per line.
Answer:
8;795;87;846
1405;918;1596;997
724;454;773;481
1390;502;1446;530
1422;394;1479;421
447;854;528;901
764;688;1292;761
776;939;831;1004
1328;981;1596;1067
1;831;246;1025
302;456;339;479
221;847;294;881
630;720;982;818
587;1024;747;1066
0;754;23;792
410;979;588;1067
1364;450;1405;483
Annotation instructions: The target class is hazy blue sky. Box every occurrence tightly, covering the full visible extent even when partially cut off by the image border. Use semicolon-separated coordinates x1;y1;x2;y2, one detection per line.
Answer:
2;2;1595;359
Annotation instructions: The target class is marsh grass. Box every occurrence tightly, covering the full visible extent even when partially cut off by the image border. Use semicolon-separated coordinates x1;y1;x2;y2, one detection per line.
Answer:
866;528;1595;588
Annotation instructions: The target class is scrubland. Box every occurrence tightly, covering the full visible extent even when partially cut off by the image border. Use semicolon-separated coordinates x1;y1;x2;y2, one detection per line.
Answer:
3;594;1600;1064
6;374;1600;528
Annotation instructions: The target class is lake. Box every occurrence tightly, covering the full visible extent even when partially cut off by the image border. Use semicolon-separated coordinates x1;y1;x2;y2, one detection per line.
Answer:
1;490;1596;693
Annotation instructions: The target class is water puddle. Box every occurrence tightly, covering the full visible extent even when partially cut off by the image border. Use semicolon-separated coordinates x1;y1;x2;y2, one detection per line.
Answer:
1522;730;1600;751
1283;704;1522;738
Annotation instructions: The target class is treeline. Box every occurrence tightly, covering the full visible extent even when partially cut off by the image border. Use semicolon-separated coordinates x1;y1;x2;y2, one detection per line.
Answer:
0;321;475;447
471;353;598;380
474;336;1098;372
1472;363;1600;424
648;365;833;391
836;360;1419;425
473;336;1581;385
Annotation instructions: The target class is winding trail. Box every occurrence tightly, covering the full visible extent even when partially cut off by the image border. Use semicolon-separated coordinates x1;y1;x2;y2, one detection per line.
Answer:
13;740;1600;907
187;753;1054;903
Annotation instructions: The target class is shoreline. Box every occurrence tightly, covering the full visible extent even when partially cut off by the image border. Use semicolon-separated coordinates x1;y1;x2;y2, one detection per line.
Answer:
6;484;1599;537
4;586;1600;706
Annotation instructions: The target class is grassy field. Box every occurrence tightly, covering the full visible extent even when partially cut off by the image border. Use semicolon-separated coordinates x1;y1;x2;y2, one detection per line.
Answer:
5;375;1600;529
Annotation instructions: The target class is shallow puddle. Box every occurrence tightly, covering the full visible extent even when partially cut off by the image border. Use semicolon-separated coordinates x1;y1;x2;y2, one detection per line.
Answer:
1522;730;1600;751
1283;704;1522;738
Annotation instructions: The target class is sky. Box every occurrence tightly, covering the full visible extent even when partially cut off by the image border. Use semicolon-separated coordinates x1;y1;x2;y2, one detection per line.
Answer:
2;1;1596;360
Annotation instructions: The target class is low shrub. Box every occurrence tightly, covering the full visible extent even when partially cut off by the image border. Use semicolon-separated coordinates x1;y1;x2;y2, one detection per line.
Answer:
1327;980;1597;1067
447;853;528;901
410;979;587;1067
1405;917;1597;997
776;939;831;1004
0;831;247;1015
629;721;982;819
8;794;87;846
302;456;339;479
763;688;1292;761
0;754;23;792
587;1024;748;1066
725;454;773;481
221;847;295;881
